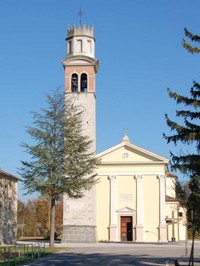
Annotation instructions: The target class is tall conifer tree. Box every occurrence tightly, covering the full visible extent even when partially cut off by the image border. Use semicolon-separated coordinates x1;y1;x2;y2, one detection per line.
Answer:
164;84;200;176
19;89;99;246
164;28;200;231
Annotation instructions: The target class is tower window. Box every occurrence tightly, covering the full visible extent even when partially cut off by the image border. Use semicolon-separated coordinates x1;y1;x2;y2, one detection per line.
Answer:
68;41;72;54
71;73;78;92
87;40;92;53
77;40;82;52
81;73;87;92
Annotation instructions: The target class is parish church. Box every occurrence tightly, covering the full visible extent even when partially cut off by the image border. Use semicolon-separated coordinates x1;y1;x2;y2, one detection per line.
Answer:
61;23;186;243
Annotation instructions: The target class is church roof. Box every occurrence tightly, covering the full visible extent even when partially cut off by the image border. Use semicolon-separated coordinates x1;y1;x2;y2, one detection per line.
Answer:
165;195;178;202
166;172;177;178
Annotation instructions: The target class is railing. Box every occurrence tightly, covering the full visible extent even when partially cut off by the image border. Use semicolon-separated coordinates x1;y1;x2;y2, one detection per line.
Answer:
0;242;45;266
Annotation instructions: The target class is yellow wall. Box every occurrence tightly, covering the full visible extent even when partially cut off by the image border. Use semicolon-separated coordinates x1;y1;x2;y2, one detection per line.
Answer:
166;203;187;241
166;177;176;198
178;206;187;241
96;175;110;241
100;146;163;163
116;176;136;210
143;175;160;241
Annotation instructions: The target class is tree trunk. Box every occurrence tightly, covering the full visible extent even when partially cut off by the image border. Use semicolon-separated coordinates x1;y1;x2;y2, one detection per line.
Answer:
50;197;56;247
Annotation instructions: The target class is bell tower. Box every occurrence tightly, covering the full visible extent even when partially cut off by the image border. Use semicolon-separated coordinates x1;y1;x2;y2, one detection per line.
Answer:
61;23;99;243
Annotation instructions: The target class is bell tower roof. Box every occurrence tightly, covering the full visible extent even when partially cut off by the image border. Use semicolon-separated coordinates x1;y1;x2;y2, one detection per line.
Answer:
67;23;95;40
62;21;99;92
64;23;96;59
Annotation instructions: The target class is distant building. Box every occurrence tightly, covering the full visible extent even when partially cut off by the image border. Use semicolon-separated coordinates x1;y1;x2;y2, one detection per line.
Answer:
0;170;19;244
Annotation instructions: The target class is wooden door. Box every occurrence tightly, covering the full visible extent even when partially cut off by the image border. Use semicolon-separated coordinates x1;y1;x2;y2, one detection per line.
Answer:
121;216;133;241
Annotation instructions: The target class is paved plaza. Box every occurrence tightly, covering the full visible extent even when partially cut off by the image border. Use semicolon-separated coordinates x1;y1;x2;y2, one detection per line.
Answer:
25;241;200;266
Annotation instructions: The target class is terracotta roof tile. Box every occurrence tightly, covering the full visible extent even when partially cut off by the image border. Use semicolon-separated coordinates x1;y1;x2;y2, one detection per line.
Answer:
166;172;177;178
166;195;178;202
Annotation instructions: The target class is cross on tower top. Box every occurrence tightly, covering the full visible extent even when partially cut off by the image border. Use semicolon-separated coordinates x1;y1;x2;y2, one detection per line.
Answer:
78;8;83;25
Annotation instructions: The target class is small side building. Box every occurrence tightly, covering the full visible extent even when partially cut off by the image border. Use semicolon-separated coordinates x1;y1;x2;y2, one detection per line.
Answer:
0;170;19;244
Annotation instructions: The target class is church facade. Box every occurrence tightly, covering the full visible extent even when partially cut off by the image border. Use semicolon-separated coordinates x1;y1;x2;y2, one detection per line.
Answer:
61;23;186;243
96;135;186;242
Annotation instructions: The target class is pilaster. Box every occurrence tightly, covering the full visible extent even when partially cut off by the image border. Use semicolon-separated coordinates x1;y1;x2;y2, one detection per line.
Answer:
158;175;167;242
135;175;144;242
108;175;117;241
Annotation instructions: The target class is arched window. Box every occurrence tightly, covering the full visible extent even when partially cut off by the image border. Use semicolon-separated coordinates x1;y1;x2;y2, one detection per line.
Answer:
81;73;88;92
71;73;78;92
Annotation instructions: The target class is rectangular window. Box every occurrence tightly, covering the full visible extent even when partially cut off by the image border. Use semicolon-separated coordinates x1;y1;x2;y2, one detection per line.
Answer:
87;40;92;53
68;41;72;54
77;40;82;52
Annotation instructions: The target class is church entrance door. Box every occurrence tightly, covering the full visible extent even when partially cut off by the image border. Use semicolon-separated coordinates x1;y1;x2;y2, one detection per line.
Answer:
120;216;133;241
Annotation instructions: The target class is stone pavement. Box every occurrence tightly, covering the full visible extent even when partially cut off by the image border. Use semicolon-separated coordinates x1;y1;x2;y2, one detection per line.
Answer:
20;241;200;266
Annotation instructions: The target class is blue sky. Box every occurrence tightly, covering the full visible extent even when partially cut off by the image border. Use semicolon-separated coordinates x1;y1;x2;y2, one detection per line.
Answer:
1;0;200;201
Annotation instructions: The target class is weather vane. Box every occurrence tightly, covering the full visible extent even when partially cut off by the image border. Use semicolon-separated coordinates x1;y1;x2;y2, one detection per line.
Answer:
78;8;83;25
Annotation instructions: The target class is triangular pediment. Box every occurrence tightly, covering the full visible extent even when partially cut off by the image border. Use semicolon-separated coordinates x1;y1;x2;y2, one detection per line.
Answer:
117;207;135;213
97;141;169;165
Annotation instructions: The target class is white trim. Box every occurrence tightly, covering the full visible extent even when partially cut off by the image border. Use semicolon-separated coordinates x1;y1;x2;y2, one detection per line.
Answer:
134;175;144;242
99;161;167;165
158;175;167;242
108;175;117;241
158;175;166;225
97;171;165;176
118;213;135;242
117;207;136;242
116;207;135;214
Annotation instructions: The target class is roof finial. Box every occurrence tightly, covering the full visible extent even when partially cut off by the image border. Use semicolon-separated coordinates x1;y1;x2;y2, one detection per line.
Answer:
78;8;83;25
122;128;130;143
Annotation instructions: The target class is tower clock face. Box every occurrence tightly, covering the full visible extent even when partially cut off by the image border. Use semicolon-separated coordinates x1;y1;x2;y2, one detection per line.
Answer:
74;106;87;120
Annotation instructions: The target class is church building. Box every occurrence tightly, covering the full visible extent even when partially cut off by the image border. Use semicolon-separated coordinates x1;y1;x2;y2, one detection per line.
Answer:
61;23;186;243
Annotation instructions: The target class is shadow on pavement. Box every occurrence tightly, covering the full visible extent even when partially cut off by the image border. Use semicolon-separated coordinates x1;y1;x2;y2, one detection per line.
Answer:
28;251;178;266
